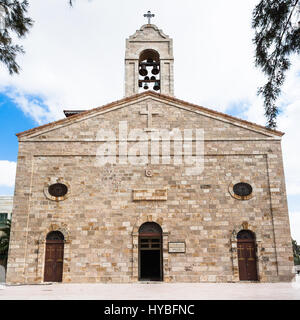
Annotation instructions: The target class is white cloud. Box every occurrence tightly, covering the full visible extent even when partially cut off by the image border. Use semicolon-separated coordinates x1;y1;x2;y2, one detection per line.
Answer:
277;57;300;196
0;0;267;120
5;89;57;125
0;161;16;187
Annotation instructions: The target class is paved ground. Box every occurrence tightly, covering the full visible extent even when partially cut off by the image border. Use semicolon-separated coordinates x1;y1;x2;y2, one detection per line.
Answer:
1;275;300;300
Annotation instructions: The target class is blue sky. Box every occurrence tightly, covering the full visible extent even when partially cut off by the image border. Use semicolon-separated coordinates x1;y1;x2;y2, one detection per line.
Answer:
0;92;36;161
0;0;299;243
0;92;37;195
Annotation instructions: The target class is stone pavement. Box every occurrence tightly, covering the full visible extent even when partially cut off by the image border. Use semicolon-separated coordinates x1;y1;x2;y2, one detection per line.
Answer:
0;276;300;300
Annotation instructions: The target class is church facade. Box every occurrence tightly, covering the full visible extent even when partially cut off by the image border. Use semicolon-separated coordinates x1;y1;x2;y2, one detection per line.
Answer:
6;22;294;284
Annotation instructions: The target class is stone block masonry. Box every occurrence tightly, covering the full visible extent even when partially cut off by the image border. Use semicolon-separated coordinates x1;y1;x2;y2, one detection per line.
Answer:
5;93;294;284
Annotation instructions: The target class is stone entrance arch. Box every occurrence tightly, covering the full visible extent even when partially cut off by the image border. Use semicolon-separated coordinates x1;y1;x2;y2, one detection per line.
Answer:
35;223;71;283
230;223;262;282
237;230;258;281
132;215;169;282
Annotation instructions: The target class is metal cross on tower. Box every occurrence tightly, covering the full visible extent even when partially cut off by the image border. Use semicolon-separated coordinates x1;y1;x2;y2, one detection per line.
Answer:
144;10;155;24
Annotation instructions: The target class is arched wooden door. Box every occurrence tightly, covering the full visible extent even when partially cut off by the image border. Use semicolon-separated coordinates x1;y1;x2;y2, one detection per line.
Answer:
237;230;258;281
44;231;64;282
138;222;163;281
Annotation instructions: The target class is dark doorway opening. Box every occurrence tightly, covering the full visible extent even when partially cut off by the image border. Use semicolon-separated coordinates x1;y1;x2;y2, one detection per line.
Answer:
138;222;163;281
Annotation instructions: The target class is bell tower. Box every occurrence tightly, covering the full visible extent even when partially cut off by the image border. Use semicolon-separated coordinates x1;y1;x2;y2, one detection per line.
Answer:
124;11;174;97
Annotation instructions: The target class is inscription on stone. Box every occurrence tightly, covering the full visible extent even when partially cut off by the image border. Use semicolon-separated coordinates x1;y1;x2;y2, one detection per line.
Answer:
168;242;186;253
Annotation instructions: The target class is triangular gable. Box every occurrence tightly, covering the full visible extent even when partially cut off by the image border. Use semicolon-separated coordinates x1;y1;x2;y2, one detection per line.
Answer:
16;91;284;140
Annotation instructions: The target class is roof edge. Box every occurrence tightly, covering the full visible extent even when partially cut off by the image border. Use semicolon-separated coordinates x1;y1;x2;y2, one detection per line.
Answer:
16;91;284;138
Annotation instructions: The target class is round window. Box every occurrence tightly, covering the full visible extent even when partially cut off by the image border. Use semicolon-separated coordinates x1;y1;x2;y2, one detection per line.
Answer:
233;182;253;197
48;183;68;197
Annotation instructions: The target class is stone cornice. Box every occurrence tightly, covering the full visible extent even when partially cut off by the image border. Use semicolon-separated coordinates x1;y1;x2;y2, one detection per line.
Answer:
128;24;170;40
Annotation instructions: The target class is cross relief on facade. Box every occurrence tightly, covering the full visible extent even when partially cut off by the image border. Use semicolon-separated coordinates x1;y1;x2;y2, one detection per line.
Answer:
139;104;160;132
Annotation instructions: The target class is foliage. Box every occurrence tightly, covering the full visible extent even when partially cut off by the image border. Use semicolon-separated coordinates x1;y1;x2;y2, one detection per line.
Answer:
0;219;11;267
0;0;73;75
252;0;300;129
0;0;33;74
292;239;300;265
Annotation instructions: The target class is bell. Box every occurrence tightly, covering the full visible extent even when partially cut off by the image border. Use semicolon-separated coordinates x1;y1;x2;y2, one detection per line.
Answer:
144;76;150;81
150;76;156;80
139;65;148;76
152;65;159;75
144;83;149;90
153;82;160;91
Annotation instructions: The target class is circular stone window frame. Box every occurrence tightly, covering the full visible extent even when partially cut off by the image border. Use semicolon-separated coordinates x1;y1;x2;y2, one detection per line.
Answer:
228;181;254;201
44;179;70;201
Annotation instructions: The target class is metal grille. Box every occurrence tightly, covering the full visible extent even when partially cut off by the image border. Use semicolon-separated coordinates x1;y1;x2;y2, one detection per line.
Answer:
139;222;162;235
139;238;161;250
48;183;68;197
233;182;252;197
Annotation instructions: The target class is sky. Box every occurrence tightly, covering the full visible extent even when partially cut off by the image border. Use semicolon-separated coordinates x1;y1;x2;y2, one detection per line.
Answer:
0;0;299;242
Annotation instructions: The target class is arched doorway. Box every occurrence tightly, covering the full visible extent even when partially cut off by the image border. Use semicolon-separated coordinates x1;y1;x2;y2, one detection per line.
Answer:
138;222;163;281
237;230;258;281
44;231;64;282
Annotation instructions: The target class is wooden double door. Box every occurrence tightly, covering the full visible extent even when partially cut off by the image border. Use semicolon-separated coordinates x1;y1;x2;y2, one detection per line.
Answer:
237;240;258;281
44;231;64;282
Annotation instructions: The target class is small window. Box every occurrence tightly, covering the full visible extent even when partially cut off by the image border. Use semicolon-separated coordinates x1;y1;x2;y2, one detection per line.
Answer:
229;181;254;200
0;213;8;223
44;180;70;201
48;183;68;197
233;182;253;197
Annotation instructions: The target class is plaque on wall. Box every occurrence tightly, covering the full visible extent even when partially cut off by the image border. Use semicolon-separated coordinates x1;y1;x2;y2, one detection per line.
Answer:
132;188;167;201
168;242;186;253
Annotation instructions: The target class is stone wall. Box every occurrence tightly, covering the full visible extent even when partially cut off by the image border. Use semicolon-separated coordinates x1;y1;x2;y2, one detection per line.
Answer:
6;95;294;284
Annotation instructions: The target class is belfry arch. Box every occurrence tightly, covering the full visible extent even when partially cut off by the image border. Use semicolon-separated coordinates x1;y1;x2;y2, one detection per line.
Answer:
138;49;160;93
